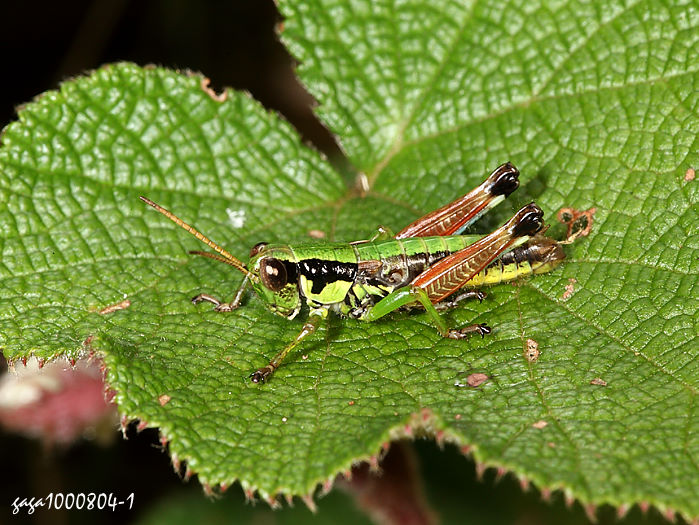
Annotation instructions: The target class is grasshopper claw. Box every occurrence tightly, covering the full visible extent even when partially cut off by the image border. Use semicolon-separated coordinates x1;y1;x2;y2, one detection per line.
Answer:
447;323;491;339
250;366;274;384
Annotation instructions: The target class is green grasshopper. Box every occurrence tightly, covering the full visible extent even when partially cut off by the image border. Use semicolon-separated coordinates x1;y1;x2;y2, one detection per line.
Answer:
140;163;565;383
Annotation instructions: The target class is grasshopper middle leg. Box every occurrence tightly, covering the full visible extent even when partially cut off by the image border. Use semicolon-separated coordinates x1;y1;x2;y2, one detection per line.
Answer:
361;287;491;339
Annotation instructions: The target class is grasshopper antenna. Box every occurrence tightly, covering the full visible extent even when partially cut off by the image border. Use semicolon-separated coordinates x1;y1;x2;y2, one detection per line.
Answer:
139;196;254;279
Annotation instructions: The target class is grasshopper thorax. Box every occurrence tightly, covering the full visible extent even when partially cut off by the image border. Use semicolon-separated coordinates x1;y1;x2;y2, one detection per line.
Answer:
248;244;302;319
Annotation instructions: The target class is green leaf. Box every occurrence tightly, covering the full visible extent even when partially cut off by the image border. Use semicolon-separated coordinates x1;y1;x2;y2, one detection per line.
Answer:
1;0;697;521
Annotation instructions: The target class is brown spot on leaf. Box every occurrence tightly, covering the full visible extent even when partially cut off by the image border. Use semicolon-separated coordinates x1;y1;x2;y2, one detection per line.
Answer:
454;373;489;388
99;299;131;315
685;167;696;181
532;420;548;429
525;338;540;362
467;373;488;387
308;229;326;238
590;377;607;386
348;400;355;406
562;278;577;301
158;394;171;406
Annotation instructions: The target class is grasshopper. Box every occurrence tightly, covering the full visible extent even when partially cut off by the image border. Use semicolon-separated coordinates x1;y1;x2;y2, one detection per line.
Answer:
140;163;565;383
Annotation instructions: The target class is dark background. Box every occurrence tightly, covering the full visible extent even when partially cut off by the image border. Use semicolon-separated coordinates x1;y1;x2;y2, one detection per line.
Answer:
0;2;679;524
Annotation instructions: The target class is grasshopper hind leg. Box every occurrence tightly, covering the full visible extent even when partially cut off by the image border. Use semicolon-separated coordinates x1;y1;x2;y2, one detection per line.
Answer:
434;290;486;311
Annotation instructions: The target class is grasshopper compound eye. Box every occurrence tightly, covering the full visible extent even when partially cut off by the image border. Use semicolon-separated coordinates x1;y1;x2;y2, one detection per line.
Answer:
260;258;288;292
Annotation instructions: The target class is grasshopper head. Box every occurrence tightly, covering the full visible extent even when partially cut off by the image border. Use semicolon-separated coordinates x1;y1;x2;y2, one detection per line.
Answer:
248;243;302;319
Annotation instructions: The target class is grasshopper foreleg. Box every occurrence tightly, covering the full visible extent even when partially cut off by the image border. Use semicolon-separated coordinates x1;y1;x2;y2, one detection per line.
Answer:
191;274;250;312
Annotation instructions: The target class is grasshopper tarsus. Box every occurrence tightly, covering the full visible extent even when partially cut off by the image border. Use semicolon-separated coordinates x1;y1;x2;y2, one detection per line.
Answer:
435;290;487;311
191;293;236;312
250;366;274;384
447;323;491;340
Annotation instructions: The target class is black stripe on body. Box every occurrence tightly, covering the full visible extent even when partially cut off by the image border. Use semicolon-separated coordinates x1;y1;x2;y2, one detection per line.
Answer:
299;259;358;295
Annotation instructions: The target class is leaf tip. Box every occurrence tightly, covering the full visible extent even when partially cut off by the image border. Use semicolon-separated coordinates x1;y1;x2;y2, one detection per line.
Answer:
200;77;228;103
583;502;598;523
494;466;508;484
183;465;193;482
616;503;629;520
301;493;317;513
244;487;256;503
540;487;552;502
519;476;530;492
120;414;130;439
265;495;282;509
